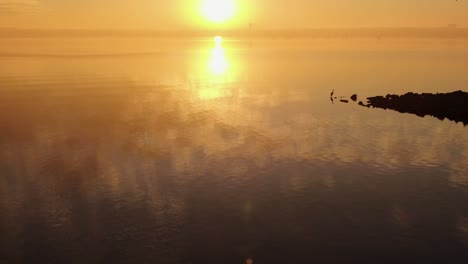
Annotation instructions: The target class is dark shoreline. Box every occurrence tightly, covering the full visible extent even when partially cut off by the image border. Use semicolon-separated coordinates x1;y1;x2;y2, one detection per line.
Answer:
338;91;468;125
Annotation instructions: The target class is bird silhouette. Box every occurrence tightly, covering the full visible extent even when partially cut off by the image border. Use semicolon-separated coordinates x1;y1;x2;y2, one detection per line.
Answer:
330;89;335;97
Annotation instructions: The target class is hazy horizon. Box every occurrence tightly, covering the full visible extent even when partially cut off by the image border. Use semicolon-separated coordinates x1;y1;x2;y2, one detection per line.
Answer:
0;0;467;30
2;27;468;39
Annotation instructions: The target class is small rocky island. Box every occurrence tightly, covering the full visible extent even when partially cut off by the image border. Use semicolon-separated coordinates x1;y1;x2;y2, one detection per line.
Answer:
335;91;468;125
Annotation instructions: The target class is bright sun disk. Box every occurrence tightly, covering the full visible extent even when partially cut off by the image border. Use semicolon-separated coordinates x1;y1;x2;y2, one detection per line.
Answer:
202;0;235;23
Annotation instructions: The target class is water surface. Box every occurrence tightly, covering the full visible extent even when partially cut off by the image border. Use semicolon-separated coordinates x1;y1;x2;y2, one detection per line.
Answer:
1;37;468;263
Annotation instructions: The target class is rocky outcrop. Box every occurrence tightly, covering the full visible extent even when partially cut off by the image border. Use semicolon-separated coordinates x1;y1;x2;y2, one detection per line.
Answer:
339;91;468;125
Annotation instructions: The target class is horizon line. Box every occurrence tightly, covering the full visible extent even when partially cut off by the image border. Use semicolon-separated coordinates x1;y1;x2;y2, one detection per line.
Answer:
0;26;466;31
1;26;468;38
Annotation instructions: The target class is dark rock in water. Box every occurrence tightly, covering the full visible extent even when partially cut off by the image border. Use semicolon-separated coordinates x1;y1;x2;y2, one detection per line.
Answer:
358;101;369;107
351;94;358;101
340;99;349;103
360;90;468;125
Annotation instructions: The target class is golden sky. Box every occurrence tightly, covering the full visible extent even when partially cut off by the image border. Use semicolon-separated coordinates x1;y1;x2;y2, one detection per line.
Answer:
0;0;467;29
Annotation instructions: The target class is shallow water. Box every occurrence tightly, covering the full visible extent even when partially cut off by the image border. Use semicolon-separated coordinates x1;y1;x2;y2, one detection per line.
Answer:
0;38;468;263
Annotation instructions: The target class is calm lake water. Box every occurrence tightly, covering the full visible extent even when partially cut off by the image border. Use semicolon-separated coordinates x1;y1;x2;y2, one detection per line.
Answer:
0;38;468;264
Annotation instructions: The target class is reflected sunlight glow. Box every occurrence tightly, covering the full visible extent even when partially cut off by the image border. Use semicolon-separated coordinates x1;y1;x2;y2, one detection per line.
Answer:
197;36;232;100
210;37;228;75
194;36;243;100
214;36;223;45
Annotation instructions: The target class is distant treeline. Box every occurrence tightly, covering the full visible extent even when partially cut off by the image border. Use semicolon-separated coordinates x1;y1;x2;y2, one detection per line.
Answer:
1;27;468;38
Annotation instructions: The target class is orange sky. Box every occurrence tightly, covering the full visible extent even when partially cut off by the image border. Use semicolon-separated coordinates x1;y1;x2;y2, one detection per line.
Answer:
0;0;467;29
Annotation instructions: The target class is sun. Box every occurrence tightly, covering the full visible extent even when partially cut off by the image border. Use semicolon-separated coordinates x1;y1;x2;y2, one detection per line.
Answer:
202;0;235;23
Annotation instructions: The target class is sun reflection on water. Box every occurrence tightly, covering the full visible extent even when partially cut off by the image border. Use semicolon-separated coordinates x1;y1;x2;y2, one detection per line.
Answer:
197;36;236;100
210;36;228;75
